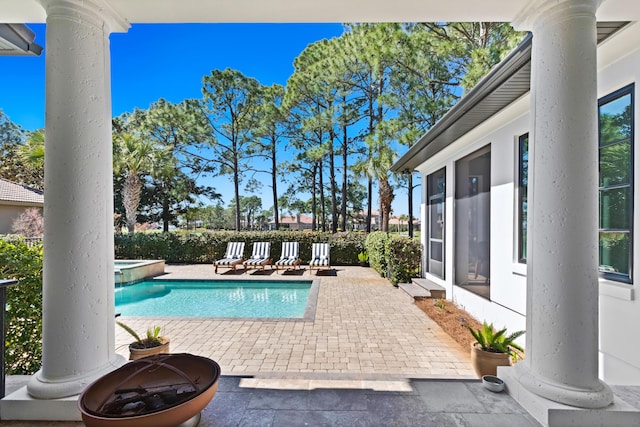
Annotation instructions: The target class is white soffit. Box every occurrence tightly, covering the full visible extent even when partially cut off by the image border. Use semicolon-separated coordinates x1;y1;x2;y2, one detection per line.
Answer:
0;0;638;24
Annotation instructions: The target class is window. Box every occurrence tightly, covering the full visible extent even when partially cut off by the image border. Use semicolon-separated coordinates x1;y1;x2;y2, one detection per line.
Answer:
598;84;634;283
518;133;528;263
427;168;445;278
455;145;491;298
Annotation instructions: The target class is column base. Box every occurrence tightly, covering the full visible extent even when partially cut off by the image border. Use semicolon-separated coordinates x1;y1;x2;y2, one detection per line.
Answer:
0;386;81;421
500;366;640;427
26;354;127;399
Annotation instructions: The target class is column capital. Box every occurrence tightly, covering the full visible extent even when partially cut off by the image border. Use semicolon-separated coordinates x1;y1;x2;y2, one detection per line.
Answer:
38;0;129;33
513;0;601;31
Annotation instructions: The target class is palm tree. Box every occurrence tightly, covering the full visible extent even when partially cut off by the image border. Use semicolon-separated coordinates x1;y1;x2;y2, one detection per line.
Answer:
113;133;157;234
354;137;395;233
16;129;45;190
398;214;408;234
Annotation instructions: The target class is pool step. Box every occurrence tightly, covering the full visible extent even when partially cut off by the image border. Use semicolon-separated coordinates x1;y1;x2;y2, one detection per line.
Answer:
399;279;446;300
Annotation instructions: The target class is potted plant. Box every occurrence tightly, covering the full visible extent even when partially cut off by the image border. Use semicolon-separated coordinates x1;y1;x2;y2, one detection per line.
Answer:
468;322;524;378
357;251;369;267
117;321;170;360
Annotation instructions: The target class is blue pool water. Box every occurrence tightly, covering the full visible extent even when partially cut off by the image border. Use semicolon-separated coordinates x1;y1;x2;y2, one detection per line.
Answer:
115;280;313;318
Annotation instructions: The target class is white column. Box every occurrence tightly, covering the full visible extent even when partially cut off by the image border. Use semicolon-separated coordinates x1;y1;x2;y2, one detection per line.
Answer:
27;0;129;399
511;0;613;409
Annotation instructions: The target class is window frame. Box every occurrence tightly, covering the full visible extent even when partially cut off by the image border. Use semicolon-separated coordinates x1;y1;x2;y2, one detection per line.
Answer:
426;167;446;279
598;83;634;284
517;133;529;264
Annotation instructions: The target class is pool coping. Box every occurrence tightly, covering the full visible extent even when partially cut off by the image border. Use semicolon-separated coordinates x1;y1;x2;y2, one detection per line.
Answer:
116;278;320;322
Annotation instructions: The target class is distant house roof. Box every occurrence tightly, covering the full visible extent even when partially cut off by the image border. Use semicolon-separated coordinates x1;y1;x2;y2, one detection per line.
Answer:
388;216;420;225
0;178;44;206
277;214;313;225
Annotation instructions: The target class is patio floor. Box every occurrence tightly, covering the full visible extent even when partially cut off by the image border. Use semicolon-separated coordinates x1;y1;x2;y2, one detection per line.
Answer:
3;265;639;425
114;264;474;378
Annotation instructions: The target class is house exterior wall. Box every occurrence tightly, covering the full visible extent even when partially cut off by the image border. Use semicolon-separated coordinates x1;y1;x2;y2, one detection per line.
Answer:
416;95;530;337
415;22;640;384
0;203;39;234
596;22;640;385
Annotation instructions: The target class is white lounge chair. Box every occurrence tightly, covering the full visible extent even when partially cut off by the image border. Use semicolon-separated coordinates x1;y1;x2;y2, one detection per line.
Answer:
274;242;301;272
243;242;272;272
309;242;330;274
213;241;245;273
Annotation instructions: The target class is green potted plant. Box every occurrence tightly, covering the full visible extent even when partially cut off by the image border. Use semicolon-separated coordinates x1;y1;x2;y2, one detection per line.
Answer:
117;321;170;360
357;251;369;267
468;322;524;377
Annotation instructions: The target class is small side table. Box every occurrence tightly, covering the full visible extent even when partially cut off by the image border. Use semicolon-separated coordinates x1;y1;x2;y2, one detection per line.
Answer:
0;279;18;398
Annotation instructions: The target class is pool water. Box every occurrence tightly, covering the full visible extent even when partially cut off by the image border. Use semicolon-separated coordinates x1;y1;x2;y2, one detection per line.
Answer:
115;280;313;318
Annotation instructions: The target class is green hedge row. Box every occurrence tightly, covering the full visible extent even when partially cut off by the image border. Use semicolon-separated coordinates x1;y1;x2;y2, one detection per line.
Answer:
364;231;422;285
115;231;367;265
0;238;43;375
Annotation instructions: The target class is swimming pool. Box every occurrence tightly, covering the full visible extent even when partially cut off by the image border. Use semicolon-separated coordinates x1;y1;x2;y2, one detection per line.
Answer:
115;279;318;319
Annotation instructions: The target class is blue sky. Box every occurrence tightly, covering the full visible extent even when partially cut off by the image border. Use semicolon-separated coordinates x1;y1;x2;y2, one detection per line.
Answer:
0;23;419;218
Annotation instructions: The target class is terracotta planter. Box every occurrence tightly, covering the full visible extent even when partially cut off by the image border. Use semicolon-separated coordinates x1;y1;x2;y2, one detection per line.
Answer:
129;337;170;360
78;353;220;427
470;343;511;378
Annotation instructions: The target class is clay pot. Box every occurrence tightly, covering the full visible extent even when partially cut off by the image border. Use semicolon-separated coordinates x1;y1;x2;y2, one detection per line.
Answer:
470;343;511;378
78;353;220;427
129;337;170;360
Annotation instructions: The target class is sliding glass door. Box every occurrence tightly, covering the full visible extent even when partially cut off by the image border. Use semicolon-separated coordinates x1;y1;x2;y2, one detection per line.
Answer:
455;146;491;298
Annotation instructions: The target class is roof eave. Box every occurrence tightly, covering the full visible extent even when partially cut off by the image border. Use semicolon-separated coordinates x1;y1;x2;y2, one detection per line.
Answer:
0;23;43;56
391;32;533;173
391;21;630;174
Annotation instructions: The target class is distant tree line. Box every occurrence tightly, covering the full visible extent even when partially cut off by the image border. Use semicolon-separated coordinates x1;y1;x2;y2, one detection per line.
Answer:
0;23;523;234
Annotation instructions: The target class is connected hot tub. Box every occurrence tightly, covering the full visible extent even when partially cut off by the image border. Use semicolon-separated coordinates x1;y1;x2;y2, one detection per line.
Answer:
114;260;165;285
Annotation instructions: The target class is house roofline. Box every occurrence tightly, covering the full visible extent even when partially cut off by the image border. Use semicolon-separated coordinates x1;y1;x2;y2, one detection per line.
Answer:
0;23;43;56
391;22;629;173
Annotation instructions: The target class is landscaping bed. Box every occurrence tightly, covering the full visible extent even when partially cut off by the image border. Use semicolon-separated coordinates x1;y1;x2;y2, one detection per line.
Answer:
415;298;484;352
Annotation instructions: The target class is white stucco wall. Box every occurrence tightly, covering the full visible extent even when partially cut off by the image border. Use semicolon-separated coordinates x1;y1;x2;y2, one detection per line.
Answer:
416;95;530;342
415;22;640;383
596;22;640;385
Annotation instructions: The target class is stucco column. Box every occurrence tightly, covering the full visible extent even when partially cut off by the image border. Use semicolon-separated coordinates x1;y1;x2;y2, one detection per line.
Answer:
511;0;613;409
27;0;129;399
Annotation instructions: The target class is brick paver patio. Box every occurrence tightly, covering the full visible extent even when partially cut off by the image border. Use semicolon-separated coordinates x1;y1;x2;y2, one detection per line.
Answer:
115;265;475;379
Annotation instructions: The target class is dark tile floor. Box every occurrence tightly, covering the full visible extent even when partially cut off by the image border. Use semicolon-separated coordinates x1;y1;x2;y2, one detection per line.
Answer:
196;376;542;427
3;375;640;426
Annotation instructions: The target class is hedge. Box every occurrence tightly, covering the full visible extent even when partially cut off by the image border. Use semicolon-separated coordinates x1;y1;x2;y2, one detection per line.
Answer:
115;230;367;265
0;238;43;375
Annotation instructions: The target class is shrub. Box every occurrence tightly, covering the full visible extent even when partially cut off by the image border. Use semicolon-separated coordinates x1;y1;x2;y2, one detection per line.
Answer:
386;236;422;286
364;231;389;276
0;238;43;374
364;232;422;285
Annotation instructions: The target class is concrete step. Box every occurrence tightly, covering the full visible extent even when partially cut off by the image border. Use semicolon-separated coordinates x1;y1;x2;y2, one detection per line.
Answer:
411;278;446;299
398;282;431;299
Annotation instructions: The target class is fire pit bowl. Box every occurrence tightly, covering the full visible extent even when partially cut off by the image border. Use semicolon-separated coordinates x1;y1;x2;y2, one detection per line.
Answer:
78;353;220;427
